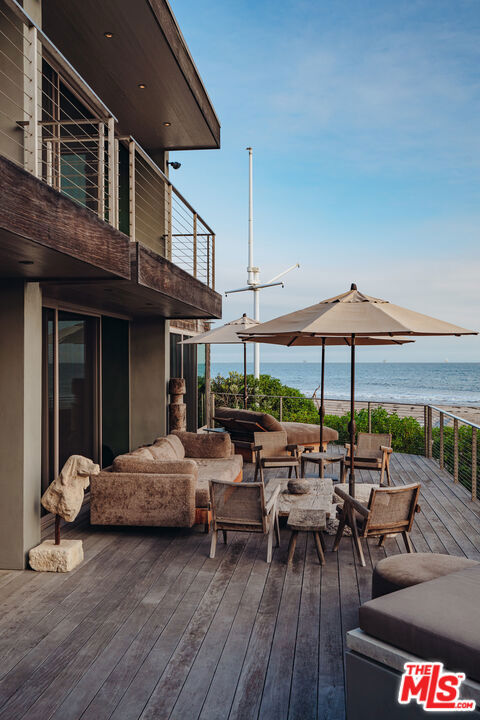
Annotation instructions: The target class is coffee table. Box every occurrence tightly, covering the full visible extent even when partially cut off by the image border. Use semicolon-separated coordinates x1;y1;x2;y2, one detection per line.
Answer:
287;508;327;565
301;450;346;480
266;476;336;518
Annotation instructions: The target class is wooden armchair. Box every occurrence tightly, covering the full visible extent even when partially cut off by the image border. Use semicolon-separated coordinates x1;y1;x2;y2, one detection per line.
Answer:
253;431;301;483
341;432;393;485
209;479;281;563
333;483;421;566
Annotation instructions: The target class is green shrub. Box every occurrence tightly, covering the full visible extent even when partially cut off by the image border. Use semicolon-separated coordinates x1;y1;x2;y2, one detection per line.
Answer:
211;373;479;497
211;373;423;454
211;372;318;422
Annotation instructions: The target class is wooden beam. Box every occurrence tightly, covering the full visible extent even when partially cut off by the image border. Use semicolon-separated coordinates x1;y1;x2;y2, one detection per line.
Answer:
0;155;130;279
134;243;221;318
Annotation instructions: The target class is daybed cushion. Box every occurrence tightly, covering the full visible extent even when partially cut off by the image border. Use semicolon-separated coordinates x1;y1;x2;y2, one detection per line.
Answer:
192;455;243;507
214;406;339;445
148;438;178;461
372;552;480;598
112;455;198;477
359;565;480;683
172;430;232;458
281;421;338;445
215;406;283;433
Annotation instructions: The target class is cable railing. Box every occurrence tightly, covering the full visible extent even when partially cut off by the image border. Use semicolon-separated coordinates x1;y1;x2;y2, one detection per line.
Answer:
427;406;479;501
0;0;215;289
128;138;215;288
208;391;480;500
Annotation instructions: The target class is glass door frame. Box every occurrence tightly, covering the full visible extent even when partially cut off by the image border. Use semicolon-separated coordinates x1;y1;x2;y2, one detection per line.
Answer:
42;303;101;482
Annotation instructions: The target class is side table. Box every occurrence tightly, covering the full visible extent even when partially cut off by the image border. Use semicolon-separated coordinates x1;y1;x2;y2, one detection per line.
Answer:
287;508;327;565
301;451;345;480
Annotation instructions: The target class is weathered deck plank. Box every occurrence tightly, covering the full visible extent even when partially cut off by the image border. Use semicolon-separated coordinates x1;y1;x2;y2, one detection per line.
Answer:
0;454;478;720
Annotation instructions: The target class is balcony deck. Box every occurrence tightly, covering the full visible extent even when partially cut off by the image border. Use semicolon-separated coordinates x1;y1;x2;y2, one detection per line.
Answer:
1;453;480;720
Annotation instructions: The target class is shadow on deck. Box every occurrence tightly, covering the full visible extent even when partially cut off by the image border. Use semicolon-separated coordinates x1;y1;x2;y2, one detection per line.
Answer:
0;454;479;720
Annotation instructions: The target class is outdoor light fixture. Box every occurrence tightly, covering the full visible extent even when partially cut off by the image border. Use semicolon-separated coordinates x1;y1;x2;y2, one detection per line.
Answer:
162;121;171;127
103;32;113;38
168;161;181;170
137;83;147;89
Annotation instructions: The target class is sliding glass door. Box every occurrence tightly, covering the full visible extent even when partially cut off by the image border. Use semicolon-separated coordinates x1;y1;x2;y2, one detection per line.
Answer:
42;309;100;498
58;312;98;471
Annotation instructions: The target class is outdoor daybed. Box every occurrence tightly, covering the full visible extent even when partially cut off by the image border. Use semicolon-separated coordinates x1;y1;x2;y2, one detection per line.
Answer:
214;406;338;461
346;561;480;719
90;430;242;531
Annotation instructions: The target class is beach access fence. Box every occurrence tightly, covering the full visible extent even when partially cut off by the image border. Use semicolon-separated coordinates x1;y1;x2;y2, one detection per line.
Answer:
207;392;480;502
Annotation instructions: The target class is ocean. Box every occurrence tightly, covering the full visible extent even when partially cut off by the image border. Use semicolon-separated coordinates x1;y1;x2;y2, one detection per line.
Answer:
211;362;480;406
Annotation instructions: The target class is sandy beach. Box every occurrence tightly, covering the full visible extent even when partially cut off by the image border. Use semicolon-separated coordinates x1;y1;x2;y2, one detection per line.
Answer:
318;398;480;426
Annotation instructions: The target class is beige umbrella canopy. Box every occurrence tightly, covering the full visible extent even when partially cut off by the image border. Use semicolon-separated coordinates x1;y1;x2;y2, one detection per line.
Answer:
240;284;477;496
241;285;476;338
237;332;414;455
182;314;259;408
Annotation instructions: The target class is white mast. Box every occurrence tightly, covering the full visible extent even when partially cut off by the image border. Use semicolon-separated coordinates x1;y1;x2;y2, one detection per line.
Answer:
225;147;299;379
246;147;261;377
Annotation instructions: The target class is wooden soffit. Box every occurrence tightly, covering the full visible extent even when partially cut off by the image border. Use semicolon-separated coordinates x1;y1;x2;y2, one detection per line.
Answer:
42;0;220;151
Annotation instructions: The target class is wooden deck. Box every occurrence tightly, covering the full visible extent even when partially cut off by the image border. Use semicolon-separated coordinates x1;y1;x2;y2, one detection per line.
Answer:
1;453;480;720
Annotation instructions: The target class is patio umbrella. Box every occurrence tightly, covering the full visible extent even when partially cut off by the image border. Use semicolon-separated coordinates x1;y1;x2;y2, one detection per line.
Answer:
181;314;259;408
240;284;477;497
237;331;414;456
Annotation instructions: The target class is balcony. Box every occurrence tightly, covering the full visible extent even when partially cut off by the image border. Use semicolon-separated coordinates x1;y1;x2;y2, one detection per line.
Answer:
0;452;479;718
0;0;215;291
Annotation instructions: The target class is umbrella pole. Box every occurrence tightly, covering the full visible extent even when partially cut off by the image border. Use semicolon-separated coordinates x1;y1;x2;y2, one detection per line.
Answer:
243;342;248;409
319;338;325;451
349;334;356;498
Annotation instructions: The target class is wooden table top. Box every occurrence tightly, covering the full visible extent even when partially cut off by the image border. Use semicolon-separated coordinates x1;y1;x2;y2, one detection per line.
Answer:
267;477;336;517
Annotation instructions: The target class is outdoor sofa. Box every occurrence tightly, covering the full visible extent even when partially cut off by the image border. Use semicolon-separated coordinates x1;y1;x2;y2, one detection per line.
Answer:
214;406;338;461
346;560;480;718
90;430;242;531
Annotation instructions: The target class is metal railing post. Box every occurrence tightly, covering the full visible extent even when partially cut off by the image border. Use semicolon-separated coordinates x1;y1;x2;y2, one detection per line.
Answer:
424;405;428;457
453;418;459;483
368;402;372;433
98;122;105;219
279;396;283;422
207;235;210;287
24;24;39;177
128;140;135;240
427;406;433;458
107;117;115;225
46;139;53;186
113;137;119;228
439;412;444;469
167;184;173;260
472;427;477;501
212;234;215;290
193;212;197;278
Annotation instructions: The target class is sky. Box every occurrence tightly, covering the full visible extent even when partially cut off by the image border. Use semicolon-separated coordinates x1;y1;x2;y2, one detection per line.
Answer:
169;0;480;364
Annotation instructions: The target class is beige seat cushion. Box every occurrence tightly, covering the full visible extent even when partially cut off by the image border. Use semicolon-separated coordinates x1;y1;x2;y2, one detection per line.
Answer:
172;430;232;458
166;434;185;459
193;455;243;507
372;552;480;598
195;480;210;508
360;565;480;682
149;439;178;461
193;455;243;482
281;421;338;445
